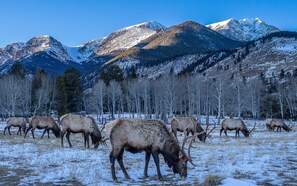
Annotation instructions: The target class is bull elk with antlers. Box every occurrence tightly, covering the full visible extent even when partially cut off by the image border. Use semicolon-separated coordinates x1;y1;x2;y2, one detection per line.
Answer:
108;118;199;182
170;116;216;142
220;118;256;137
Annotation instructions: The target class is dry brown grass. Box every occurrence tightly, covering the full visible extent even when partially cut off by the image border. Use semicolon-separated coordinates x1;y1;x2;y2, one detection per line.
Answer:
201;175;223;186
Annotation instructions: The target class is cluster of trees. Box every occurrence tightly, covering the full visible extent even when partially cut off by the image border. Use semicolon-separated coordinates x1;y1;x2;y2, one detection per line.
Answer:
85;66;297;120
0;63;83;118
1;63;297;120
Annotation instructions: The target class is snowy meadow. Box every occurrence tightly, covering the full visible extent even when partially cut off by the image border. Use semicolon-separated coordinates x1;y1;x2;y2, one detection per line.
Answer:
0;120;296;185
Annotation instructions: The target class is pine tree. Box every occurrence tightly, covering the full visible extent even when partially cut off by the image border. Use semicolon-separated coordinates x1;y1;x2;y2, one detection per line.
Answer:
55;76;67;116
100;65;124;85
63;67;83;112
9;62;26;78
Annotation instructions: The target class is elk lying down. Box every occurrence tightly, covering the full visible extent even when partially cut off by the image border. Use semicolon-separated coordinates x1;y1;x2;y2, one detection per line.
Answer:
108;118;198;181
170;116;215;142
24;116;60;139
220;118;255;137
60;113;107;149
3;117;26;136
266;119;291;132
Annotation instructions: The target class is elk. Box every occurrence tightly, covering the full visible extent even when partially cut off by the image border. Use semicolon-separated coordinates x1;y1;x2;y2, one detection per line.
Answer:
108;118;198;182
24;116;61;139
170;116;215;142
266;119;291;132
3;117;27;136
60;113;106;149
220;118;255;137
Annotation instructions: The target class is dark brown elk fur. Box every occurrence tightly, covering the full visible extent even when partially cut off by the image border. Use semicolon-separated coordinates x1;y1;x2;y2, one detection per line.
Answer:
24;116;60;139
108;118;197;182
60;113;106;149
3;117;26;136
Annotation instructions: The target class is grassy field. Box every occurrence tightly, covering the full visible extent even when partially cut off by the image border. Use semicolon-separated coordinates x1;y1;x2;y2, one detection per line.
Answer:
0;121;296;185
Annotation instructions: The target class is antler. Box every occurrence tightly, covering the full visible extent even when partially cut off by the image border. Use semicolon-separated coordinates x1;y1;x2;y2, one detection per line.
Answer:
249;122;257;134
205;119;216;140
99;137;109;147
181;131;204;166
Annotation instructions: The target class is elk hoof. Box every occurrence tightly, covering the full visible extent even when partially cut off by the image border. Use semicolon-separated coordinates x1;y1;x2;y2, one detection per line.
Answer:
158;176;164;181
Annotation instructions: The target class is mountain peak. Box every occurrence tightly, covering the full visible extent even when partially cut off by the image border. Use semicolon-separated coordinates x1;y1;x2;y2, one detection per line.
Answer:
207;17;279;41
119;21;166;32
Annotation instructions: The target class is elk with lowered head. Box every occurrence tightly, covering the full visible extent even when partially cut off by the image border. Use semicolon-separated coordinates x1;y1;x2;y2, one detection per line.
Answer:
24;116;60;139
108;118;199;182
170;116;215;142
266;118;291;132
3;117;27;136
220;118;255;137
60;113;107;149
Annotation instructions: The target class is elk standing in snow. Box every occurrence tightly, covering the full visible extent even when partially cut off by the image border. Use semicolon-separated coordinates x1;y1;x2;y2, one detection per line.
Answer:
266;119;291;132
60;113;106;149
108;118;198;182
170;116;215;142
3;117;27;136
24;116;60;139
220;118;255;137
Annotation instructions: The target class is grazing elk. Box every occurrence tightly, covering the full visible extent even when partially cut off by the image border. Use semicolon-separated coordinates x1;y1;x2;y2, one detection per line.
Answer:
108;118;198;182
3;117;26;136
24;116;61;139
266;119;291;132
60;113;106;149
170;116;215;142
220;118;255;137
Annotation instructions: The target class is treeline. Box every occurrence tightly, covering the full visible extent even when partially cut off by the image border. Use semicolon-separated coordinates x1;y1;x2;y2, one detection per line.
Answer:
1;63;297;120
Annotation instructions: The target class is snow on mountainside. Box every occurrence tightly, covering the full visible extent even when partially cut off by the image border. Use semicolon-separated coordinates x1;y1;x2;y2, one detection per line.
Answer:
93;21;166;56
0;35;75;66
207;18;279;41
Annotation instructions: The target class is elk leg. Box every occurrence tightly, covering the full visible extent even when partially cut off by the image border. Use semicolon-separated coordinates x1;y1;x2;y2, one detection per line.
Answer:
47;129;50;138
31;128;35;139
60;129;67;147
152;150;163;181
220;128;223;136
110;149;118;182
84;133;90;149
66;130;72;147
224;129;228;137
144;151;151;178
8;126;12;135
24;126;32;138
117;149;130;179
17;127;21;135
41;129;47;139
3;126;7;135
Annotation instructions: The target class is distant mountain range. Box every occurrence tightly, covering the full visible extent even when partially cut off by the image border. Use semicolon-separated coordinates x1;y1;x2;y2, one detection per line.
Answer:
1;17;296;87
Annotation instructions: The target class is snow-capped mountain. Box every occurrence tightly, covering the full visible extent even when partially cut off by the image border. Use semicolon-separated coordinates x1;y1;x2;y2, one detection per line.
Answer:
207;18;279;41
107;21;243;65
93;21;166;57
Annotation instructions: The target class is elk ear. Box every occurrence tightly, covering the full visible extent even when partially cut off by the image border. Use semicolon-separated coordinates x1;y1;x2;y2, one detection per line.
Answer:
179;151;184;159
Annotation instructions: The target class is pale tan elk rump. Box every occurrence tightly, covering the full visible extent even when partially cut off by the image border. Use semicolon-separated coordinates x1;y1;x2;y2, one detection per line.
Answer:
3;117;27;135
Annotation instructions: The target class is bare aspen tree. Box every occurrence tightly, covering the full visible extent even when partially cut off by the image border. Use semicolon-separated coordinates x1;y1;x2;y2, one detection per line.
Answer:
32;75;53;115
107;80;122;119
92;80;106;115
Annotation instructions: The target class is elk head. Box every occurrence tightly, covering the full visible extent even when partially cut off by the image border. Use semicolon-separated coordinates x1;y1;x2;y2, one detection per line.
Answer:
172;132;201;179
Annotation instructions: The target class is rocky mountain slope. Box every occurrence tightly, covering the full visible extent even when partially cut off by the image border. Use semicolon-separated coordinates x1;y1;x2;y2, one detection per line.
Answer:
207;18;279;41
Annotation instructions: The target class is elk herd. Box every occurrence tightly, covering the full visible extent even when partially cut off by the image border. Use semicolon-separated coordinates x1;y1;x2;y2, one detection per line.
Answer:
1;114;294;182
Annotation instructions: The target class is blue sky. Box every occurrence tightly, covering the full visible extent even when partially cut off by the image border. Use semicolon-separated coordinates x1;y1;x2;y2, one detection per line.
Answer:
0;0;296;47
